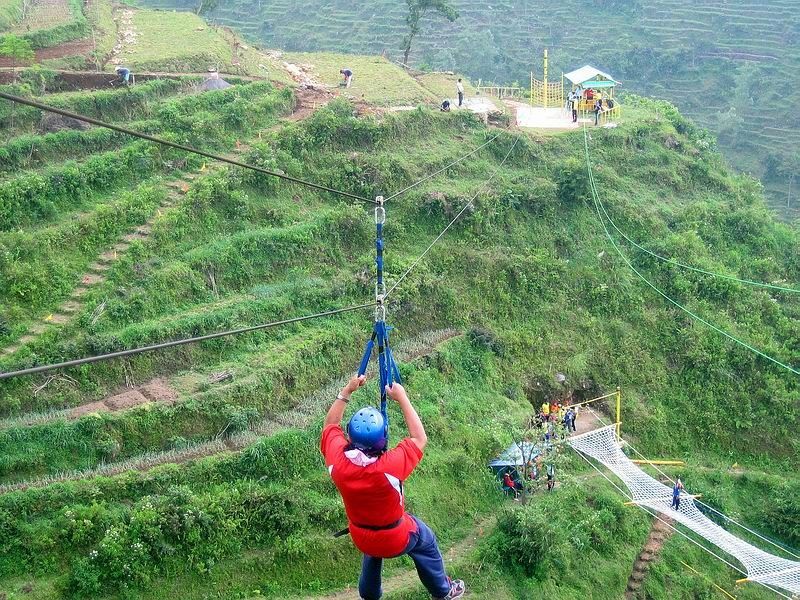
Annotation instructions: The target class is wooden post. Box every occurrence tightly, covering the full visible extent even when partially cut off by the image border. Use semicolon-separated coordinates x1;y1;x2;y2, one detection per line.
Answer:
530;71;533;105
543;48;549;108
616;386;621;439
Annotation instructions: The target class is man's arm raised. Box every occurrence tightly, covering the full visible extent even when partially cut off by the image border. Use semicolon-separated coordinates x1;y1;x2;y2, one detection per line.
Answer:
386;383;427;451
324;374;366;427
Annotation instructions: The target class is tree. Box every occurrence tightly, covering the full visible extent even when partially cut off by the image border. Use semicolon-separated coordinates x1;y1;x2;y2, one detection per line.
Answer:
400;0;458;66
774;151;800;210
195;0;218;15
0;35;35;80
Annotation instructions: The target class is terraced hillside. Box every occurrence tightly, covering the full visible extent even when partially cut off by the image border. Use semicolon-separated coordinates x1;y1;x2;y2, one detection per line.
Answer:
0;55;799;598
136;0;800;220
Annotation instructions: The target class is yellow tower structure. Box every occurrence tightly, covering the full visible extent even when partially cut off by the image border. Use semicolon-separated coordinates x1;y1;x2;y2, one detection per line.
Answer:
530;48;564;108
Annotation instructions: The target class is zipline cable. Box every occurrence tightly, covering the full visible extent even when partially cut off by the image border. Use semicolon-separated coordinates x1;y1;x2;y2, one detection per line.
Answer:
0;91;375;205
385;133;521;299
385;131;503;202
0;303;374;381
583;125;800;377
588;167;800;293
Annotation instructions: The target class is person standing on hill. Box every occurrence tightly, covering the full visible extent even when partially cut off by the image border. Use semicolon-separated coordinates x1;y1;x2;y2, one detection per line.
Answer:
340;68;353;88
594;99;603;126
321;375;466;600
672;478;685;510
546;463;555;491
456;78;465;107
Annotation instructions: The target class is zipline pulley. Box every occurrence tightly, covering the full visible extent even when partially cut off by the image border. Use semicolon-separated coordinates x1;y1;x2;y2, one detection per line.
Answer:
357;196;401;447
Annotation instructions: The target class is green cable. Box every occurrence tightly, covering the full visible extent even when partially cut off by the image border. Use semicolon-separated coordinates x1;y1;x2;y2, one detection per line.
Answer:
583;126;800;376
585;140;800;294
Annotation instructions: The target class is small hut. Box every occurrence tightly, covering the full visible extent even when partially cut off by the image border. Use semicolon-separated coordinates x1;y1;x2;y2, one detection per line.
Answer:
488;441;541;491
564;65;620;122
565;65;619;97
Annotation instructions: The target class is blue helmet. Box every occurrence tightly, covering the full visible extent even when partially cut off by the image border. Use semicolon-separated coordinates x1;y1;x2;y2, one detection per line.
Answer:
347;406;387;453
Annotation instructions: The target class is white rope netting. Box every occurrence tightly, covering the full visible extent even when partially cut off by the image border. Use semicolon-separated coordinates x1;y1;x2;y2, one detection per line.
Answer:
568;425;800;596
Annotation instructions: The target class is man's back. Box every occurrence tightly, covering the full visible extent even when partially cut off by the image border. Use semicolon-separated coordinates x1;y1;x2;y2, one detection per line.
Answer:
322;424;422;557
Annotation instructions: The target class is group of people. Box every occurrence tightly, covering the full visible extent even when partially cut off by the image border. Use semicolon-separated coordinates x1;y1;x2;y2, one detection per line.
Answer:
539;399;578;437
567;88;615;125
502;460;556;499
440;78;465;112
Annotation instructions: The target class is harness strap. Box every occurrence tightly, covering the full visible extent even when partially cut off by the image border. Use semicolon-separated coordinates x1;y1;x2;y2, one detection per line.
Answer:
352;518;404;531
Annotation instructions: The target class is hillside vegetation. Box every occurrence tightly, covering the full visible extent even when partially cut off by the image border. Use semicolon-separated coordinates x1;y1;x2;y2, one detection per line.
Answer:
0;61;798;599
135;0;800;220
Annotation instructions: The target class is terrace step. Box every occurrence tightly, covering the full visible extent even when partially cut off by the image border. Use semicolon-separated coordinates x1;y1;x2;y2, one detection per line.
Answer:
88;262;111;274
60;301;82;314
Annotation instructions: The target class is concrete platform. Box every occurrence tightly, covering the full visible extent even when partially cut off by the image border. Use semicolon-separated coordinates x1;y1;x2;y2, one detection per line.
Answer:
506;101;582;129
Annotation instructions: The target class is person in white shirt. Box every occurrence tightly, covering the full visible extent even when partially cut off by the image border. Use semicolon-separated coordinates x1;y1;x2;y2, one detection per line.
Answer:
456;78;465;107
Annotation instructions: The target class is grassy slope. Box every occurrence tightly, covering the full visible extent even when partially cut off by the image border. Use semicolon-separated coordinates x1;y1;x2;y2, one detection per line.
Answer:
11;0;73;33
0;0;22;30
121;9;232;71
86;0;116;65
0;75;797;598
137;0;800;219
283;51;435;106
114;6;292;81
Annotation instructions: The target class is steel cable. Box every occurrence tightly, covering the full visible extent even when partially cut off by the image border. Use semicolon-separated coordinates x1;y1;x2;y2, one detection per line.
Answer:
0;303;374;380
0;91;375;204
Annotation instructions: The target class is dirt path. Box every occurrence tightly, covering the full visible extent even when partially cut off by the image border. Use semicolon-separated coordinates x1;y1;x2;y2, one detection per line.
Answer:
0;329;462;494
302;516;495;600
625;515;674;599
572;406;606;436
0;39;93;67
109;8;137;67
1;172;196;358
505;100;581;130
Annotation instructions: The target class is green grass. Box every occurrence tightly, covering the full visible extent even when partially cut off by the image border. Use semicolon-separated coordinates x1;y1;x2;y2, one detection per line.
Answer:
0;0;23;30
283;51;437;106
416;71;472;99
0;85;797;598
12;0;73;34
136;0;800;219
120;9;233;72
86;0;116;65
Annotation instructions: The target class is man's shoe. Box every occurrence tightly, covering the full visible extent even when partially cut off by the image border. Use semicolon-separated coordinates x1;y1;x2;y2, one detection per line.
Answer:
438;579;465;599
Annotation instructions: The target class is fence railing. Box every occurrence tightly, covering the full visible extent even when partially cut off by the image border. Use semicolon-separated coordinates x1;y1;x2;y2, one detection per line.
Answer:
476;85;525;99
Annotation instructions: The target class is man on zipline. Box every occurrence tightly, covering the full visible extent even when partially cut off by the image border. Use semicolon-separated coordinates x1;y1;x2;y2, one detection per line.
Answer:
322;375;466;600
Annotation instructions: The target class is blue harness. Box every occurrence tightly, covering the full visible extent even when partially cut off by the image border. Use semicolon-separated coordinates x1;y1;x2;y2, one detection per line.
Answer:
356;196;401;444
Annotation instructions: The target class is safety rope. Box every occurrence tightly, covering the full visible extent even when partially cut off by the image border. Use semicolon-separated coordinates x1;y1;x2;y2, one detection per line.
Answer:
0;91;375;204
0;303;374;380
385;133;521;299
583;125;800;377
590;175;800;293
384;132;503;202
